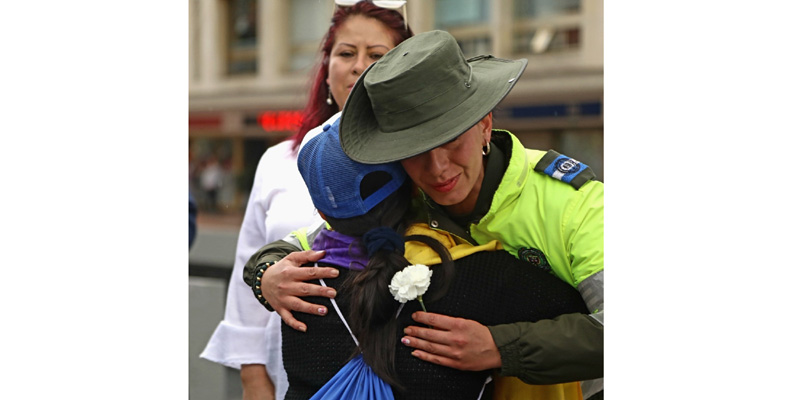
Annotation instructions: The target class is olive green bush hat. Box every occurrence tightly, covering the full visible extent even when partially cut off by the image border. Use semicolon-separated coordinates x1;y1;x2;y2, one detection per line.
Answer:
340;30;528;164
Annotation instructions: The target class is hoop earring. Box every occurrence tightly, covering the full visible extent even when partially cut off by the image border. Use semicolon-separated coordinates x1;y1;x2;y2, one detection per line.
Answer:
482;141;491;156
326;87;334;106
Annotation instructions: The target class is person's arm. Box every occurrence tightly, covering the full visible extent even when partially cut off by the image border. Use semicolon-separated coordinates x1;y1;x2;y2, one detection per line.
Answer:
401;271;603;384
242;238;308;284
242;230;340;332
485;175;603;384
199;152;280;397
401;312;502;371
241;364;275;400
402;164;604;386
490;270;604;384
488;312;603;384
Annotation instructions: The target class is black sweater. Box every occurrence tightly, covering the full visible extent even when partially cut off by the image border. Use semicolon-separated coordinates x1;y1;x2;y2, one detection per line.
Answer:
282;250;588;400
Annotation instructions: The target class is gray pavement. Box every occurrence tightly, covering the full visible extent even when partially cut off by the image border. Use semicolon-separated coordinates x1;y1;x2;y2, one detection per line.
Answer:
189;213;244;400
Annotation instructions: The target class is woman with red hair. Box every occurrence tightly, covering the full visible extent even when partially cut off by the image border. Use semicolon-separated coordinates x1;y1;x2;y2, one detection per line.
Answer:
200;2;412;399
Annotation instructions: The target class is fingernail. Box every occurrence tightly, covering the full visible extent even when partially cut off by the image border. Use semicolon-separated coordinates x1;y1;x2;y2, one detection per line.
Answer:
331;269;339;277
404;327;410;334
401;338;410;345
299;325;307;332
318;307;327;315
328;290;337;297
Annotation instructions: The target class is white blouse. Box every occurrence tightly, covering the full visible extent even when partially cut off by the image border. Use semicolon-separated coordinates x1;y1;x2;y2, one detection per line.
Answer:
200;112;338;399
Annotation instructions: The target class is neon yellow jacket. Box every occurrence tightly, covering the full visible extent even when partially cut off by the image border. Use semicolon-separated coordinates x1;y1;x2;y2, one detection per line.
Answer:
243;130;604;395
413;130;604;391
475;137;603;287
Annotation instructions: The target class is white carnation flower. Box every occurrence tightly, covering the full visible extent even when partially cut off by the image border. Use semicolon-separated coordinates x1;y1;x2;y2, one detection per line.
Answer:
388;264;432;303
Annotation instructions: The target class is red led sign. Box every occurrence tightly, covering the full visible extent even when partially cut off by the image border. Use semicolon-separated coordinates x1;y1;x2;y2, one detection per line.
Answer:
259;111;303;132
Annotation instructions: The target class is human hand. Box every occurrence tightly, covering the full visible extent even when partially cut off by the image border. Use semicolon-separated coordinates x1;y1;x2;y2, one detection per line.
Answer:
400;311;502;371
261;250;339;332
241;364;275;400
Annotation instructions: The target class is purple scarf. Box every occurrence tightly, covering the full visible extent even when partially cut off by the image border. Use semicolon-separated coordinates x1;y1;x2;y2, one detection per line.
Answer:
311;229;370;270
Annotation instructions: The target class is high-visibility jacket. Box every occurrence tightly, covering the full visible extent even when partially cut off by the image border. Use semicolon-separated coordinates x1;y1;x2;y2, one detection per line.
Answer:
413;130;604;395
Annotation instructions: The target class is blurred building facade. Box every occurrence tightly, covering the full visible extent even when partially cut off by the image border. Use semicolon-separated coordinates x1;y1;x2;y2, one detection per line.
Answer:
189;0;604;215
189;2;602;398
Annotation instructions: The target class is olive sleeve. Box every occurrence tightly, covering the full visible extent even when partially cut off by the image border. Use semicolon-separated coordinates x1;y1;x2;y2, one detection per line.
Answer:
488;313;603;385
241;239;302;309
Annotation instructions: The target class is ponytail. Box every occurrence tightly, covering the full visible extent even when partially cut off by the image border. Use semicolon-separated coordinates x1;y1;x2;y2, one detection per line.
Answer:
346;232;454;390
323;180;455;390
347;237;408;388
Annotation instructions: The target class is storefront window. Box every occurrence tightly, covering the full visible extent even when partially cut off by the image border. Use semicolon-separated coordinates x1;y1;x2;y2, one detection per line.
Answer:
513;0;580;19
226;0;258;75
289;0;332;72
512;26;581;54
434;0;491;57
512;0;582;55
435;0;489;27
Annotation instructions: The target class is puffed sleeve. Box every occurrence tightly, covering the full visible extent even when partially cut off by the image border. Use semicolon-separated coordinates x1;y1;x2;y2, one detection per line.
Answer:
200;152;275;368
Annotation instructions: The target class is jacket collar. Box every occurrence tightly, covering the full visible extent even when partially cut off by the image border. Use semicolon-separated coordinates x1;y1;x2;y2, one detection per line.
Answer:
416;129;520;243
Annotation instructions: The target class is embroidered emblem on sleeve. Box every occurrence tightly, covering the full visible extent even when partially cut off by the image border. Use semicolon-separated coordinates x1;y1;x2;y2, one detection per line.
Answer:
534;150;596;190
518;247;551;272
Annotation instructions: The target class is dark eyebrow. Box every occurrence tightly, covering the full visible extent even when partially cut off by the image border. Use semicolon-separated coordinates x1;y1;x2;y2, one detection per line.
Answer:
336;42;390;51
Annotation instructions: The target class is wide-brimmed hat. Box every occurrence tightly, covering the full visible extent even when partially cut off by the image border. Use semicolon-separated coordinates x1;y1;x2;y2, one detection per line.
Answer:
340;30;528;164
298;117;408;219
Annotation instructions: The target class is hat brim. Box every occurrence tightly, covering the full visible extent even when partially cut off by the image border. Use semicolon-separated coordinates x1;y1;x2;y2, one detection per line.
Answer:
340;56;528;164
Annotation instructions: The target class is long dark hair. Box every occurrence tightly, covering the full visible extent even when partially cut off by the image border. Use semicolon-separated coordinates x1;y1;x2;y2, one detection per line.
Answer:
288;1;413;153
325;178;455;390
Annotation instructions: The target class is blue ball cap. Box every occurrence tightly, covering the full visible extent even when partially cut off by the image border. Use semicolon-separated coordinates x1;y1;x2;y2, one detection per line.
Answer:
298;117;408;219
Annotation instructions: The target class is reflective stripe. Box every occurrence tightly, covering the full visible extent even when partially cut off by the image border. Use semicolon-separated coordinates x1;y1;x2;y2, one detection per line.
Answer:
577;270;604;325
578;270;604;397
295;228;310;251
282;233;303;250
588;311;604;325
290;220;328;251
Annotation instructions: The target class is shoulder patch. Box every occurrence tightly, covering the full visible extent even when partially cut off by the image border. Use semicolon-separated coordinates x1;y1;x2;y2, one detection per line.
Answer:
534;150;596;190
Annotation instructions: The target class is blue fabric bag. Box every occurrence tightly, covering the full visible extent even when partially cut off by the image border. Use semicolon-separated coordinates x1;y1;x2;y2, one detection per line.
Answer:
309;354;394;400
309;274;395;400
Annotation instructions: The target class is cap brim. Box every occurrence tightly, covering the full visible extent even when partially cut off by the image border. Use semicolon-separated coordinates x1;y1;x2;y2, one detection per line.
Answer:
340;56;528;164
